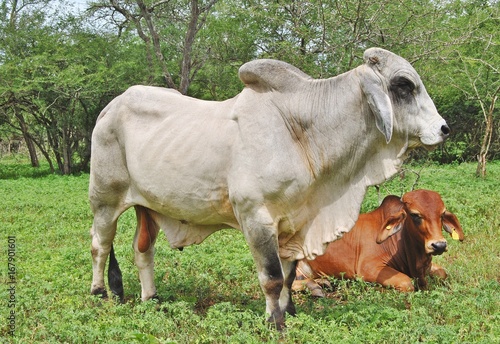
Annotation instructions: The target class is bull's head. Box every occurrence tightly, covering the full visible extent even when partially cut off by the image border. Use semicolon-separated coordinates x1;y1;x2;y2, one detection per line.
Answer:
376;190;464;255
358;48;450;149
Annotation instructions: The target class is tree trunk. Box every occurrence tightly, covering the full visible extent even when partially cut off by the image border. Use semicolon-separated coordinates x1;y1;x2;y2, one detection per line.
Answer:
475;105;494;178
136;0;177;89
476;86;499;178
61;127;72;175
179;0;200;95
15;112;39;167
33;140;55;173
25;134;39;168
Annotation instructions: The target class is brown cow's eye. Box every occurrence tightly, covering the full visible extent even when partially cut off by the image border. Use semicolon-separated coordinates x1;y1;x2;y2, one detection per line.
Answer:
410;213;422;224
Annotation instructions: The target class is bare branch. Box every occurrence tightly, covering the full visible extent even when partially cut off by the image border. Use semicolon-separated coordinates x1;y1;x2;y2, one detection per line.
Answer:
136;0;177;89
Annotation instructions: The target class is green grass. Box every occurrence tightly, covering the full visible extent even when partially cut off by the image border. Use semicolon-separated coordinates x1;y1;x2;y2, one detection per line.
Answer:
0;155;53;179
1;160;499;343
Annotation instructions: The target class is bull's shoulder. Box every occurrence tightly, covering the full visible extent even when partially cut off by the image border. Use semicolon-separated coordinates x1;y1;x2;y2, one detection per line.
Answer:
238;59;312;92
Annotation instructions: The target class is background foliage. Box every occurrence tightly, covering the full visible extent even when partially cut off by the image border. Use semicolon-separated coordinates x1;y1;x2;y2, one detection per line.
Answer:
0;0;499;175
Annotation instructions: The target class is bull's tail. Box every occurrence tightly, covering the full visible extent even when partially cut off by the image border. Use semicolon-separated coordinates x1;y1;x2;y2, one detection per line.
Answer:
108;245;124;303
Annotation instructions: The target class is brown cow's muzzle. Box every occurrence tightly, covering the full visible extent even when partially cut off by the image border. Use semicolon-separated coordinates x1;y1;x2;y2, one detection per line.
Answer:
429;240;447;255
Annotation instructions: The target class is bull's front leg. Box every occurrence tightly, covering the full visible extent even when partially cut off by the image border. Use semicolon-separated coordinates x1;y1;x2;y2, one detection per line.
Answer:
292;260;326;297
250;230;286;330
241;214;290;330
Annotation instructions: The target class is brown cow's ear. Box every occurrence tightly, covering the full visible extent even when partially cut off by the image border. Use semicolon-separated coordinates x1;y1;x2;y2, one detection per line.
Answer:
443;211;465;241
376;210;406;243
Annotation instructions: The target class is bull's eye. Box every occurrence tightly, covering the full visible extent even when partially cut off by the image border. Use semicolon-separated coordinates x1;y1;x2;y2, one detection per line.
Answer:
390;76;415;101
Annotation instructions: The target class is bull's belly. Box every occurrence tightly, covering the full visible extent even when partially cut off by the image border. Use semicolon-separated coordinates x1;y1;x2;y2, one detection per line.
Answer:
125;180;239;248
150;209;239;249
127;180;238;227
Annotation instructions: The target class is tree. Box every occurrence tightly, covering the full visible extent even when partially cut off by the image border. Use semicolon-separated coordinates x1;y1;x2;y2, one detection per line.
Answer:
424;0;499;174
90;0;218;94
0;0;51;167
455;2;499;177
0;0;151;173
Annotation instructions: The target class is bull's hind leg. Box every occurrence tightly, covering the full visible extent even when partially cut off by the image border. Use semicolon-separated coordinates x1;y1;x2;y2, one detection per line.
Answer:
90;208;119;298
133;206;160;301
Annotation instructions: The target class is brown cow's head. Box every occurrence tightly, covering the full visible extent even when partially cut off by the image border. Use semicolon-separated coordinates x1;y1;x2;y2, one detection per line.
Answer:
376;190;464;255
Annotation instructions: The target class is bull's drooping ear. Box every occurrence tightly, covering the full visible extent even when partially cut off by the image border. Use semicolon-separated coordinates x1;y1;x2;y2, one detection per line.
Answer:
359;64;394;144
442;210;465;241
376;210;406;243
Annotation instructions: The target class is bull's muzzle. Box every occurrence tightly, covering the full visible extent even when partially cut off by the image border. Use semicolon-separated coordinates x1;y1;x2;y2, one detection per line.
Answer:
421;118;451;148
441;124;451;137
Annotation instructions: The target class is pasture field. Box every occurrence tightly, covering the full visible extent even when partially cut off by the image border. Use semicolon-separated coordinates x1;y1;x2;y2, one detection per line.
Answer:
1;158;499;343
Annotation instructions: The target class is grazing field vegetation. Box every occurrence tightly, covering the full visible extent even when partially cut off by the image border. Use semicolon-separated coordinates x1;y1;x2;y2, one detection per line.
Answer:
1;157;499;343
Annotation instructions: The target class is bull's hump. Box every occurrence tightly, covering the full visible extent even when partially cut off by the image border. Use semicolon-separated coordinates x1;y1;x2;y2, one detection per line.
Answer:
238;59;312;92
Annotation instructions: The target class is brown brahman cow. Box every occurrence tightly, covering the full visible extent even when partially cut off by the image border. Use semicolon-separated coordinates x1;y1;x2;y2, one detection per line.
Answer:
293;190;464;296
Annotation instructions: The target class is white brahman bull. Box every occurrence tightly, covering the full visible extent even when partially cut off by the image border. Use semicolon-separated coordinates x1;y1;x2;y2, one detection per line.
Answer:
89;48;450;329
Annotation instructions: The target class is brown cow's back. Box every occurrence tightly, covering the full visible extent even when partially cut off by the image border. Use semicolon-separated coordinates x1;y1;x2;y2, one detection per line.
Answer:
306;197;401;282
306;213;373;279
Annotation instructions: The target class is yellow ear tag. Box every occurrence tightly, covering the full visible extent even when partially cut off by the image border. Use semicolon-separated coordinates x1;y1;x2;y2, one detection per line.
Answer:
452;229;460;240
386;225;392;230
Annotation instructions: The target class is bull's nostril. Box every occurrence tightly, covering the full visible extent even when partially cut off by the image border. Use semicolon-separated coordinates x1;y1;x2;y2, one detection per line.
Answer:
431;241;447;253
441;125;450;136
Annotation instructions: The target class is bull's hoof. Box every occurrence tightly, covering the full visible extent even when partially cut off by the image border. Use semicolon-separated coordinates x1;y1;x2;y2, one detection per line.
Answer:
91;287;108;299
267;313;286;332
142;293;160;303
